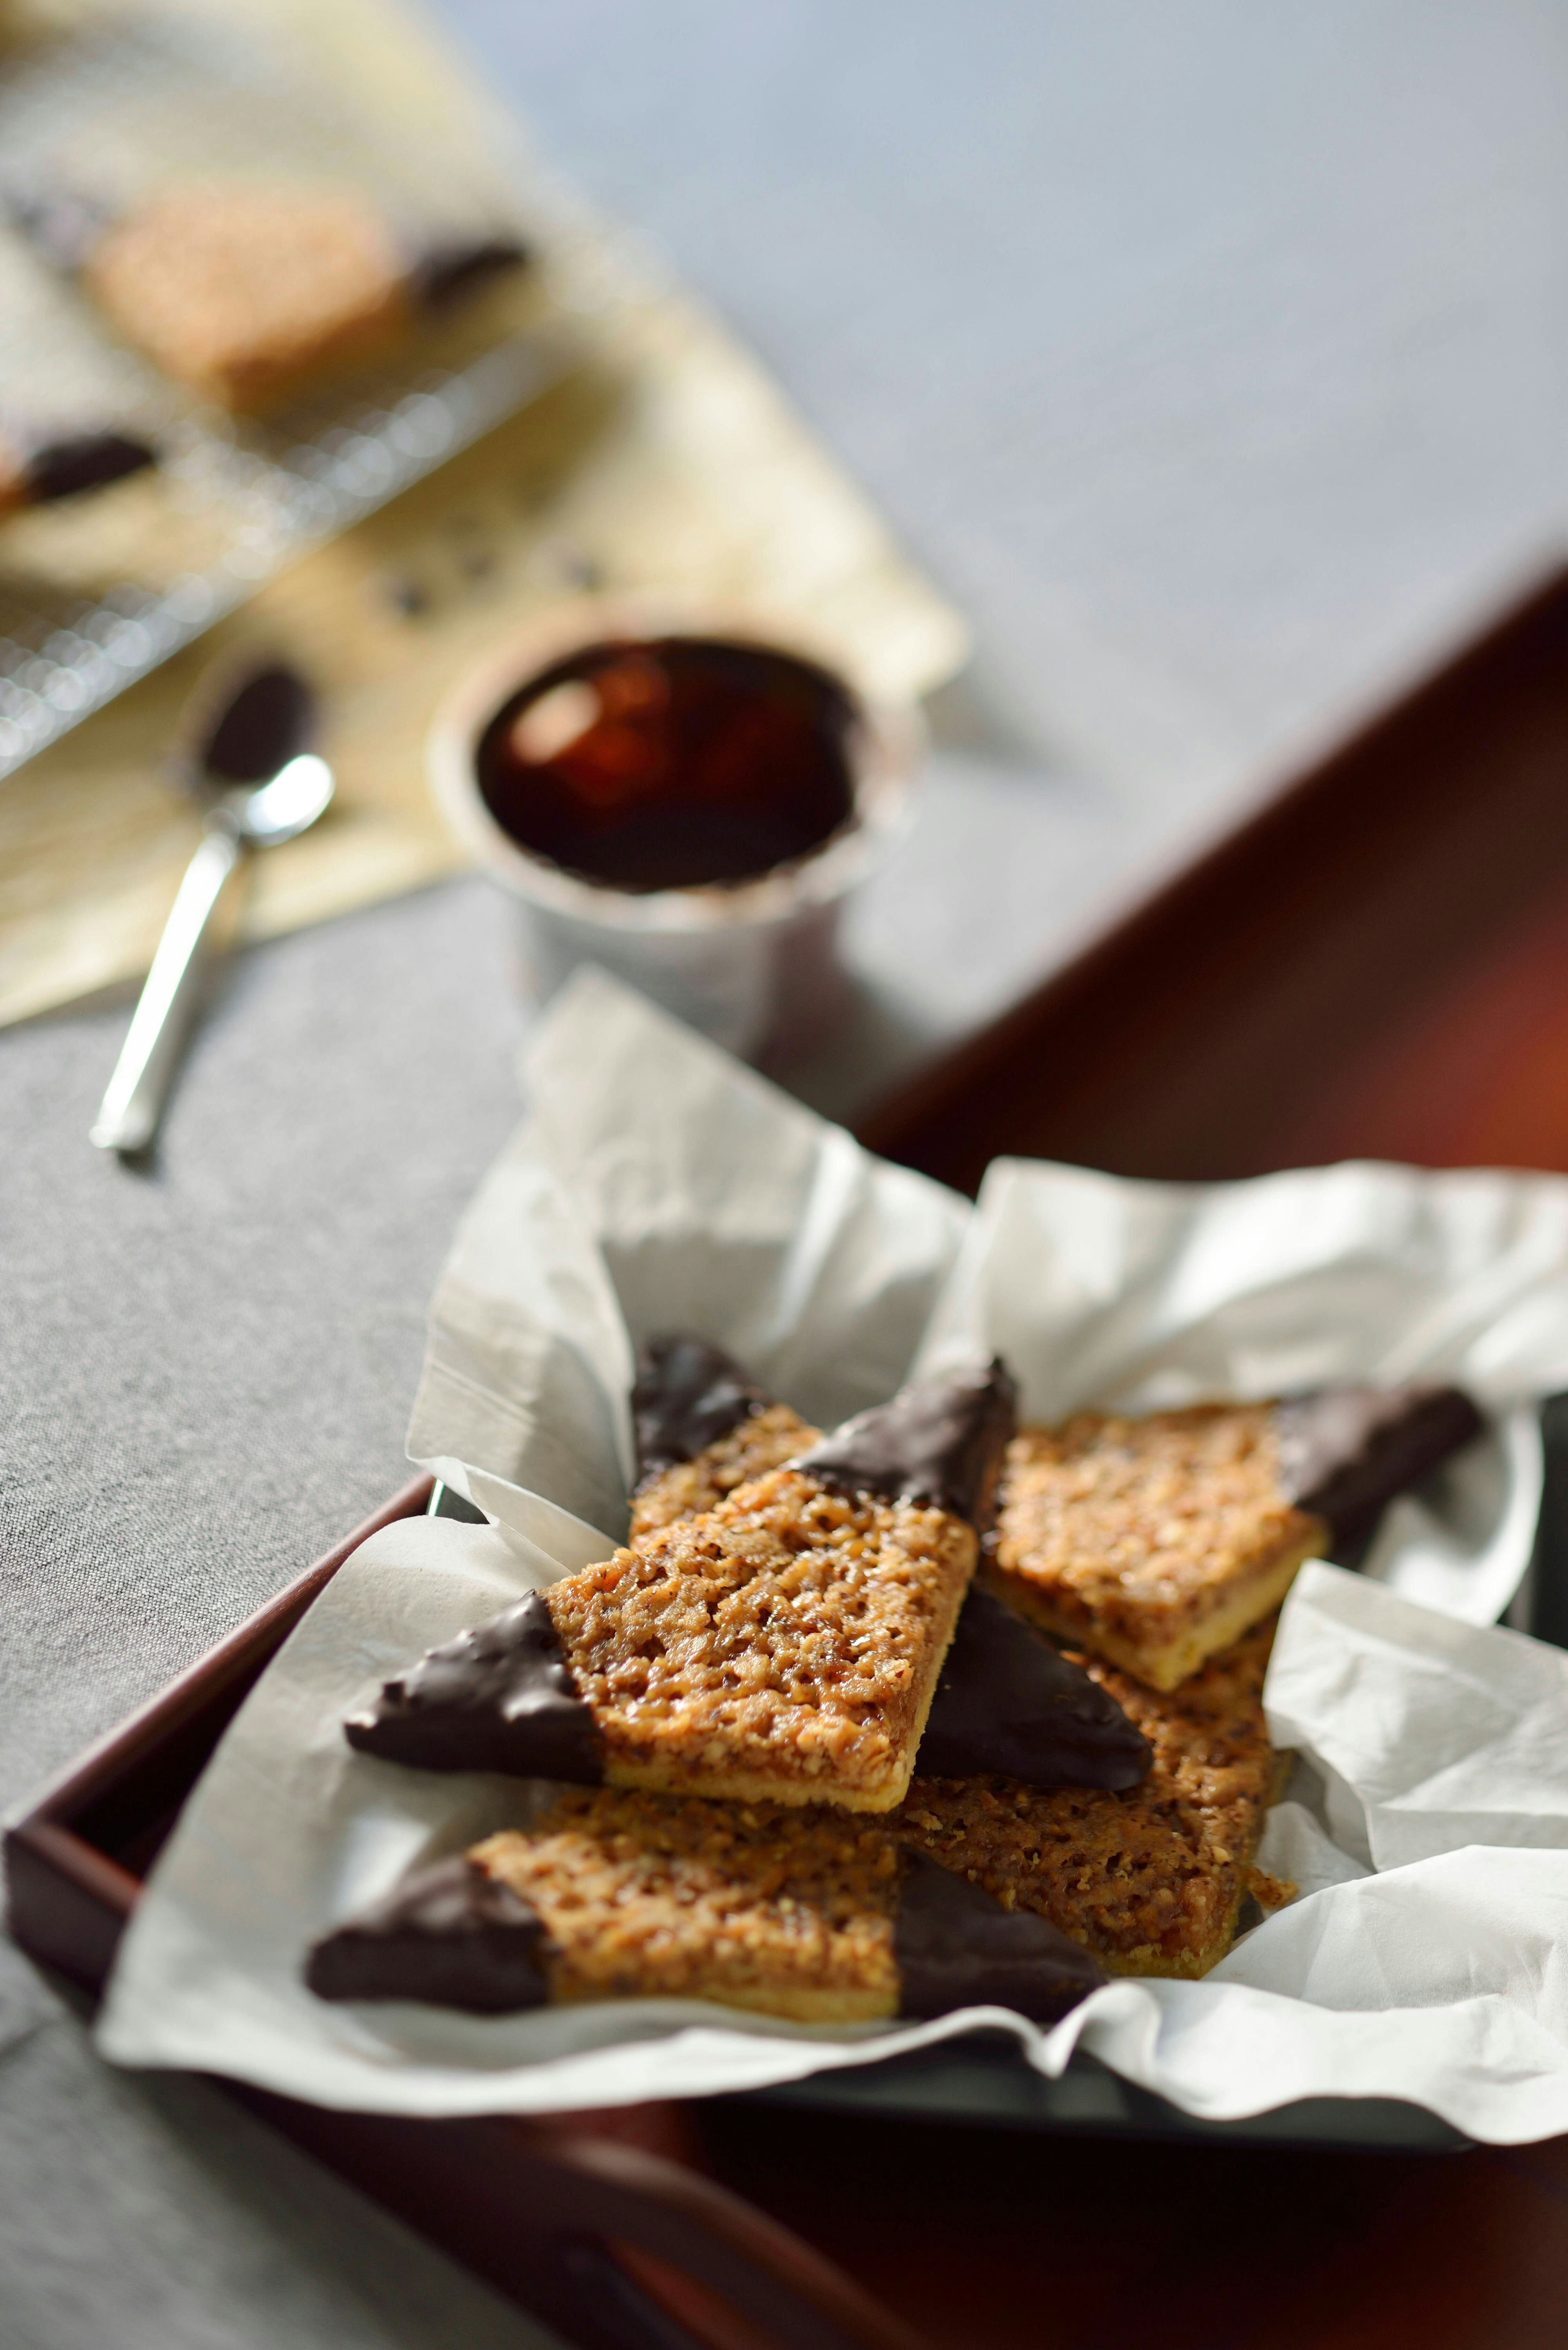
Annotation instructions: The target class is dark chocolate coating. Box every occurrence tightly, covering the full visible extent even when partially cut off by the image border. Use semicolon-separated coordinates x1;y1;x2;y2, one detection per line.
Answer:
345;1590;604;1784
410;235;529;307
1274;1384;1484;1546
23;430;155;503
306;1856;552;2012
920;1585;1150;1789
895;1849;1105;2023
792;1358;1018;1528
632;1334;772;1484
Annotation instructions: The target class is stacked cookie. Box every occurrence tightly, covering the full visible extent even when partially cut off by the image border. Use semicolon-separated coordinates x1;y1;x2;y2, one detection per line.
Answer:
309;1342;1481;2020
903;1384;1481;1978
309;1343;1143;2027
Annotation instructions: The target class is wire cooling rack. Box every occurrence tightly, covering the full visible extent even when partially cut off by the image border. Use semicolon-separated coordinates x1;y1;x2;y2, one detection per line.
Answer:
0;9;585;780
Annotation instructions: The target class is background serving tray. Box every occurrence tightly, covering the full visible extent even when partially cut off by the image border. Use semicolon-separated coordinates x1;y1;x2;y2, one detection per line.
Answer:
13;567;1568;2346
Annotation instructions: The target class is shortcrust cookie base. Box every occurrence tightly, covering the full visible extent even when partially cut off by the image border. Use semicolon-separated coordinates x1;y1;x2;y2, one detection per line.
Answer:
994;1408;1327;1690
474;1789;901;2023
987;1522;1321;1694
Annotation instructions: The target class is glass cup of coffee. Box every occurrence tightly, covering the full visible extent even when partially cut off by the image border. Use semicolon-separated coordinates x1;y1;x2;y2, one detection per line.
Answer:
428;602;922;1061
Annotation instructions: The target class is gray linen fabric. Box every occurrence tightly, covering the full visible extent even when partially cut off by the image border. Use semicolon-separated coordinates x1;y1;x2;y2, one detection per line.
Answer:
1;883;551;2349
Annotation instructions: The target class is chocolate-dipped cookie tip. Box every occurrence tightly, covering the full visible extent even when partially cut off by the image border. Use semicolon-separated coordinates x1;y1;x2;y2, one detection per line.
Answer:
1274;1383;1485;1544
344;1589;604;1784
793;1357;1018;1527
895;1849;1104;2023
25;428;156;503
306;1855;553;2011
632;1332;773;1483
919;1584;1151;1789
410;234;529;308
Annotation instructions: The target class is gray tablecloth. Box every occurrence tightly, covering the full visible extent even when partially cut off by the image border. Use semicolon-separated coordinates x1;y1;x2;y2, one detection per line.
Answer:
5;4;1565;2343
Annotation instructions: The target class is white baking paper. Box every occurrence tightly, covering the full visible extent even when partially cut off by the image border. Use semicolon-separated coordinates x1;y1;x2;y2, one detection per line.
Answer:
405;967;970;1545
97;981;1568;2140
1262;1561;1568;1869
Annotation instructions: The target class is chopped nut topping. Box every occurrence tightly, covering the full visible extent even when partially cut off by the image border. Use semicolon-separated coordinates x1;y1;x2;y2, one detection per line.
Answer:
892;1618;1287;1978
992;1408;1324;1683
549;1466;974;1808
630;1405;820;1542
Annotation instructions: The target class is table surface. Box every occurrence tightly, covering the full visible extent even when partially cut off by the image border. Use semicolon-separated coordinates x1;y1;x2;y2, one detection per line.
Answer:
5;4;1568;2345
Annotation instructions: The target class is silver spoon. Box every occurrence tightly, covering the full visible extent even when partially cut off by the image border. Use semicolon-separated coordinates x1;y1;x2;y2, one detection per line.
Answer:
90;661;334;1155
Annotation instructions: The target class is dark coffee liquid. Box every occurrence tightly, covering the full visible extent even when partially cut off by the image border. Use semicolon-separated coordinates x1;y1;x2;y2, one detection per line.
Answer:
475;636;857;893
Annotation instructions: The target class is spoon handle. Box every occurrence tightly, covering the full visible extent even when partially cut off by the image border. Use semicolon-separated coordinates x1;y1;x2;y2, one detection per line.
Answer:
90;823;244;1155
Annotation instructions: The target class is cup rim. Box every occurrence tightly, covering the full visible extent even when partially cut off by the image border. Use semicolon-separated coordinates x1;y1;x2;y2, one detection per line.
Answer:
425;596;924;935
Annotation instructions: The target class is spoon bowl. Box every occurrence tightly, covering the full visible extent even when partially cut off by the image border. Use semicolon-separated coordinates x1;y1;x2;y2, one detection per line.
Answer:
190;659;316;787
226;752;336;847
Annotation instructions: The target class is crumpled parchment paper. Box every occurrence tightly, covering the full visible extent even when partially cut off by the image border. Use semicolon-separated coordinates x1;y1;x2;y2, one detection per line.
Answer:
96;974;1568;2141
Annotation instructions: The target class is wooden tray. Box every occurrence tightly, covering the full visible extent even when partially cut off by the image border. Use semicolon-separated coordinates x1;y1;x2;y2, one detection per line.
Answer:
14;566;1568;2347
